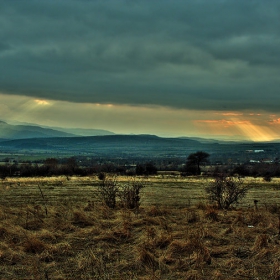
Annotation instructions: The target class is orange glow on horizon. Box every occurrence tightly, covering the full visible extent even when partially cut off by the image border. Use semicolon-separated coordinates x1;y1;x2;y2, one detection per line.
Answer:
220;112;243;116
195;119;249;128
195;117;278;142
235;121;275;142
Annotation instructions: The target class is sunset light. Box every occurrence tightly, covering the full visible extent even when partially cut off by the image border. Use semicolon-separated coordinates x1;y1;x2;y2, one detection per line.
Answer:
34;99;50;106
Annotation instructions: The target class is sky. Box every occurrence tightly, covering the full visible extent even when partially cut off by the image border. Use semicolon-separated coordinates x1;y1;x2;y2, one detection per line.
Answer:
1;0;280;141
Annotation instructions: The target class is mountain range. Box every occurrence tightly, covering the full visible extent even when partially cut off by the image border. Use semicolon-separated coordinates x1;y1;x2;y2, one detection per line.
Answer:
0;120;114;139
0;120;279;161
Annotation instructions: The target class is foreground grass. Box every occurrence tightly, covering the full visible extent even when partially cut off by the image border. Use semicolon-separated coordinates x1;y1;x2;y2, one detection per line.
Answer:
1;176;280;279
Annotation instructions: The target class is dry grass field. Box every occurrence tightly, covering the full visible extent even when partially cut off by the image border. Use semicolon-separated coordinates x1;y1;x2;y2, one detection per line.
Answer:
1;175;280;279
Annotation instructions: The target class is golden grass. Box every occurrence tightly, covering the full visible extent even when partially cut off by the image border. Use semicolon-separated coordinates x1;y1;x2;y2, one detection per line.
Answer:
1;176;280;279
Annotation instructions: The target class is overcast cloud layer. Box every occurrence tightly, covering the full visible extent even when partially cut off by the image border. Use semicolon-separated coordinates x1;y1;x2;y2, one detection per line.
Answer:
1;0;280;112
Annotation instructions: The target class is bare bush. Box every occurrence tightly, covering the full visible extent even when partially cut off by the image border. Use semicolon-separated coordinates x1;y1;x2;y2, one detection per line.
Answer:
98;175;118;209
205;175;249;209
119;180;145;210
98;175;145;210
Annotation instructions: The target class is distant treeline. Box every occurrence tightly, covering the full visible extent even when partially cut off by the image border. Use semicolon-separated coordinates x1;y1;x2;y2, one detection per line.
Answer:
0;157;158;178
1;156;280;179
231;162;280;179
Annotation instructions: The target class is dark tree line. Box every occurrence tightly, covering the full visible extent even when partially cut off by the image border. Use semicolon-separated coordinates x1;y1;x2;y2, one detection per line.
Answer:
135;162;158;176
231;162;280;179
2;150;280;180
0;157;90;178
0;157;158;178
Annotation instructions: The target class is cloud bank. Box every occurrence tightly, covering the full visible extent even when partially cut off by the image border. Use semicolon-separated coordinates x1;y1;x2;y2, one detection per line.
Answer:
1;0;280;112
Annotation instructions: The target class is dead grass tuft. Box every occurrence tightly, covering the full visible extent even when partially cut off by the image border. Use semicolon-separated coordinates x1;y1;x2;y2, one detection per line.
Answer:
246;210;272;227
186;209;200;223
72;209;95;227
211;270;223;280
153;232;173;249
205;206;219;221
136;246;159;272
0;244;25;265
0;226;8;237
24;219;44;230
37;228;60;242
75;247;113;278
266;203;280;214
113;224;132;241
167;239;193;258
94;230;118;243
146;205;168;217
233;267;251;278
270;260;280;280
195;201;208;210
223;225;233;235
210;247;229;258
23;235;47;254
252;234;270;251
49;242;72;256
84;200;95;211
185;269;203;280
233;211;246;225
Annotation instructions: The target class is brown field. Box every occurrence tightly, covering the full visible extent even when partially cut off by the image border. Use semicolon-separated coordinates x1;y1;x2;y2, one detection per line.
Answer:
1;175;280;279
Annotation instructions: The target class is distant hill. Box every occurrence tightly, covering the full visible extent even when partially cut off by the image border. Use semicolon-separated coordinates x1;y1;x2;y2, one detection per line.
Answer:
0;121;115;139
0;134;207;157
1;134;280;162
181;136;253;144
48;127;115;137
0;120;75;139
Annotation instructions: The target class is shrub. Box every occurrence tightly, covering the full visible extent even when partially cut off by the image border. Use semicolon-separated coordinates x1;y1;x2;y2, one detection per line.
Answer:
98;172;106;181
97;175;145;210
263;174;272;182
119;181;145;210
205;175;249;209
98;175;118;209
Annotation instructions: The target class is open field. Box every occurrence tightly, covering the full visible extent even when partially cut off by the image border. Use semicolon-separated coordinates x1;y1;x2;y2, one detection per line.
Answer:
1;175;280;208
1;176;280;279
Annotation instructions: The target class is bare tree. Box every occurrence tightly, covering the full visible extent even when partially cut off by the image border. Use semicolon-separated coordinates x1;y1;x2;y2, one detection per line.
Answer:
205;175;249;209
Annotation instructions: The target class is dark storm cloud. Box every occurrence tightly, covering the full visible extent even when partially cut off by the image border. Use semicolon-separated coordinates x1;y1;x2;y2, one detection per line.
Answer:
1;0;280;111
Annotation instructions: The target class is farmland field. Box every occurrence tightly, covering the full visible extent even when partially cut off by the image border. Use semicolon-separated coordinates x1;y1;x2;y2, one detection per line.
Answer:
1;175;280;207
1;175;280;279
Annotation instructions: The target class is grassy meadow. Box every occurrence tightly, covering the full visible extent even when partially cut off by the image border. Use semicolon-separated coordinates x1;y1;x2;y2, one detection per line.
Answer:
1;175;280;279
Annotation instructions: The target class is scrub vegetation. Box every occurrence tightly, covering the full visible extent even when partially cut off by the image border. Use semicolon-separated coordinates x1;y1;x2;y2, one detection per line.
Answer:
1;175;280;279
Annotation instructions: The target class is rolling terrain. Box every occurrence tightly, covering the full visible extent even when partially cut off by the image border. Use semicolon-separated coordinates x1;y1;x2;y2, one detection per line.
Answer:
0;121;280;162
